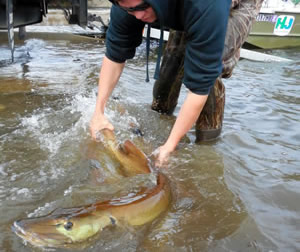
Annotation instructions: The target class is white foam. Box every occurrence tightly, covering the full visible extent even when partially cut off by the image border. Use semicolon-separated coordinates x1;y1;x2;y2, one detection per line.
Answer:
16;188;30;196
27;202;55;218
0;164;8;176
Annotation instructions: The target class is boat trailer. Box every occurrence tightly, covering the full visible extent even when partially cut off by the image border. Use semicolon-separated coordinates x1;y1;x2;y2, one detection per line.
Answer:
0;0;88;62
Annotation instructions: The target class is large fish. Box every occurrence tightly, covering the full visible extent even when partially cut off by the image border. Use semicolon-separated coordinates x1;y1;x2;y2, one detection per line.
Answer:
12;130;171;248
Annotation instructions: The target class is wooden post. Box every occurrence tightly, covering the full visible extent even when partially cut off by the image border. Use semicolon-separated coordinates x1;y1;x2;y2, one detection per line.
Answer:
151;30;185;115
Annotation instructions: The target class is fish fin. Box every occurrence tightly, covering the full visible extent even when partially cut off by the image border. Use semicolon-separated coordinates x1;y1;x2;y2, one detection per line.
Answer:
122;141;151;173
122;141;147;161
114;217;137;234
100;129;116;141
99;129;116;142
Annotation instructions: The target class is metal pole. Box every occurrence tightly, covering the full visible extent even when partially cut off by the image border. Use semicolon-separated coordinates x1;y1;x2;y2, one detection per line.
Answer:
6;0;14;62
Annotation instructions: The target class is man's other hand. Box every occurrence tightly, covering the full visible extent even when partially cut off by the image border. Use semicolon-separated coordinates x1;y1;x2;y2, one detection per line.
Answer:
90;113;114;140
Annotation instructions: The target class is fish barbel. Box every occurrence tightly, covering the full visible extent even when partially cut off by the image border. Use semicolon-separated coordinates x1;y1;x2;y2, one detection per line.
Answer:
12;130;171;248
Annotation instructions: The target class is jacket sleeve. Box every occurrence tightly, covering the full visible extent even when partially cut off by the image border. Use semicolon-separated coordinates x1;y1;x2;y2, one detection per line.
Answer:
183;0;231;95
105;6;145;63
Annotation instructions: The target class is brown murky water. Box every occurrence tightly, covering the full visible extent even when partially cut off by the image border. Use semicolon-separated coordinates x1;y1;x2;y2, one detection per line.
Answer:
0;32;299;252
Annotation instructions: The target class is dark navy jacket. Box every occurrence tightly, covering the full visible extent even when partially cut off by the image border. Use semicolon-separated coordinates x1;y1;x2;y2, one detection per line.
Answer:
106;0;231;95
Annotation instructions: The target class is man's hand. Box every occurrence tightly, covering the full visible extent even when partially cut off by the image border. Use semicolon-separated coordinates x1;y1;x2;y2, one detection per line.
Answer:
90;57;125;140
154;91;208;168
90;113;114;139
154;144;175;168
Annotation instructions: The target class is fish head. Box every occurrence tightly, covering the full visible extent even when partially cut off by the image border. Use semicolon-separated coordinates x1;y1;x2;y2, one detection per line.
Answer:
12;207;113;248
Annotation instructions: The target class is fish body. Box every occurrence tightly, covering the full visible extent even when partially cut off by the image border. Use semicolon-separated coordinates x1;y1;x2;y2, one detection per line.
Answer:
12;130;170;248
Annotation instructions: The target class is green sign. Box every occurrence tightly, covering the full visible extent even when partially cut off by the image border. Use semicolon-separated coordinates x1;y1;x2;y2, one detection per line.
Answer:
291;0;300;5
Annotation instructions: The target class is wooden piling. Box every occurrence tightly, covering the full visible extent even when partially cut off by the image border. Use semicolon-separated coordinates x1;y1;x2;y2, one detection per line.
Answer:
151;30;185;115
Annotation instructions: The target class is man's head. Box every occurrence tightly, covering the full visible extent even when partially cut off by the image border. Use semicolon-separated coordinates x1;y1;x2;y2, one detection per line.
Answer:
111;0;157;23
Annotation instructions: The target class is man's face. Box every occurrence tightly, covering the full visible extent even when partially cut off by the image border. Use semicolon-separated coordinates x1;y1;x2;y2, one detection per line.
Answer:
116;0;157;23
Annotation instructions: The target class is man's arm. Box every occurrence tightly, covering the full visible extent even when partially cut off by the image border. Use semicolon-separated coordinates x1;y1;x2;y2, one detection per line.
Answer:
90;56;125;139
154;1;231;166
156;92;208;166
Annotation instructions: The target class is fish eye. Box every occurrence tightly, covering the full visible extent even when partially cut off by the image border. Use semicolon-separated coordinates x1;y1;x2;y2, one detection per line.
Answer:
64;221;73;231
110;217;116;225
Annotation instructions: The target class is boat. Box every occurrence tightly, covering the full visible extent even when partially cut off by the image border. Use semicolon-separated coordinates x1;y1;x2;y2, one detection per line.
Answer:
247;0;300;49
143;26;292;62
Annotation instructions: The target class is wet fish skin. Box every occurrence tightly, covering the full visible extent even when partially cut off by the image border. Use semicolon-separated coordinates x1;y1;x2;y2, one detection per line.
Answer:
100;129;151;176
12;130;171;248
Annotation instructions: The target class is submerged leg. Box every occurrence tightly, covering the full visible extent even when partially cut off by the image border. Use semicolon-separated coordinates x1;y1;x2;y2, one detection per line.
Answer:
195;78;225;142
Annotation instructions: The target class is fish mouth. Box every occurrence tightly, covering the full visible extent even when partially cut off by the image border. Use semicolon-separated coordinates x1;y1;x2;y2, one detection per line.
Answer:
12;220;46;247
12;221;26;239
12;220;69;248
